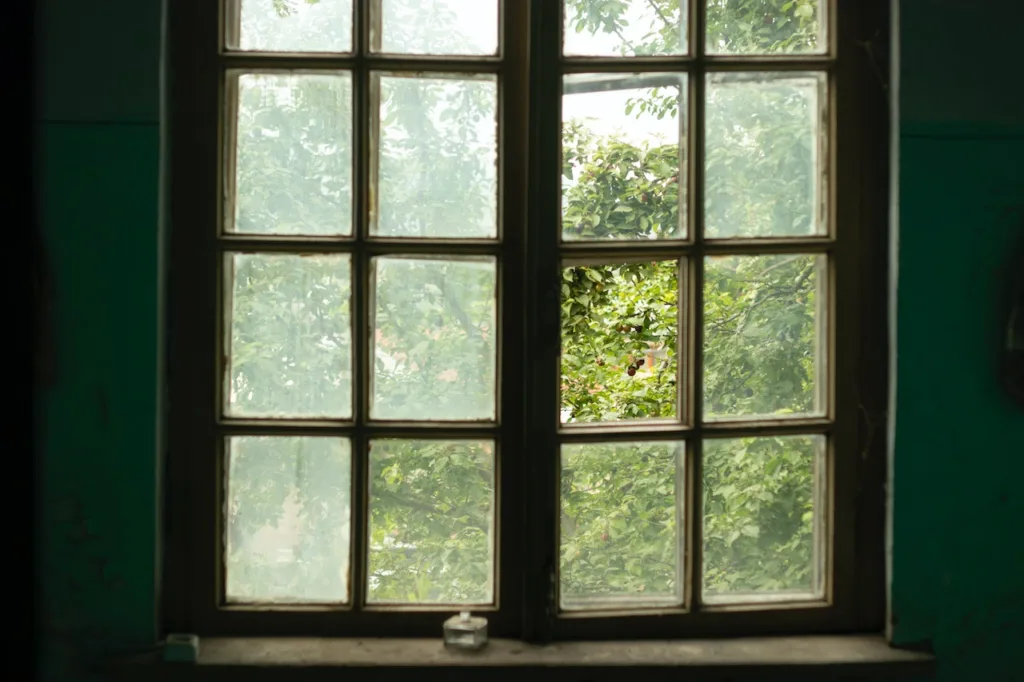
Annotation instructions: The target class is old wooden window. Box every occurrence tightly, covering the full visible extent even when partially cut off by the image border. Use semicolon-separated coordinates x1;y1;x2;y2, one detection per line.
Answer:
167;0;887;640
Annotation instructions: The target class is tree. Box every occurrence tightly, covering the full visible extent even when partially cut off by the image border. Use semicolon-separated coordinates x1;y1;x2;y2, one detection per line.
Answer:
225;0;827;606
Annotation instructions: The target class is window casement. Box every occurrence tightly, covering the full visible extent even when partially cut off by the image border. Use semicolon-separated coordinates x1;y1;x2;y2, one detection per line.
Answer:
166;0;888;641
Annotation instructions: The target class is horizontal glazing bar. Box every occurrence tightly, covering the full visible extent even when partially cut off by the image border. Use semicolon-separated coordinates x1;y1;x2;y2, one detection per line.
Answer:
219;237;503;256
558;240;834;258
219;54;504;73
561;57;835;73
556;420;831;443
216;421;500;439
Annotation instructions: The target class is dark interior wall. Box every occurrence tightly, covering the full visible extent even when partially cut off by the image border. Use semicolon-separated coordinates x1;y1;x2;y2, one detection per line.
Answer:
35;0;163;678
33;1;1023;681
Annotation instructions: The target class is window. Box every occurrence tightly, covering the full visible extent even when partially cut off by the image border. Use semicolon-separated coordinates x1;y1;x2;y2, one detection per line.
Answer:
166;0;887;640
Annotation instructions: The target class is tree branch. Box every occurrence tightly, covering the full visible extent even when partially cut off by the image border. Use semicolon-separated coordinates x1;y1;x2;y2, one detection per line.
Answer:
644;0;675;31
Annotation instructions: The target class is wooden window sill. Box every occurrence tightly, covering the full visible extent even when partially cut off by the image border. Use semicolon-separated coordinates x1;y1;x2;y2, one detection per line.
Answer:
105;635;935;681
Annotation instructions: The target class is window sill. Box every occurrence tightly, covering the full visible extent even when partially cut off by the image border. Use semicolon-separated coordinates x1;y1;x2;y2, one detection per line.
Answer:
105;635;935;681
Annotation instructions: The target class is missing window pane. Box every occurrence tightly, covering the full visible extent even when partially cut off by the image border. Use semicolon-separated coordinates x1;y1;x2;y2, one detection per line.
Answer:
563;0;687;56
561;260;680;424
562;73;687;242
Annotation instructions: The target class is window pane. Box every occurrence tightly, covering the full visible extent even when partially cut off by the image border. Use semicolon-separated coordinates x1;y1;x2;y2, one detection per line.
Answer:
233;73;352;236
561;260;680;424
375;0;498;55
368;439;495;604
705;73;825;239
371;257;496;420
237;0;352;52
706;0;825;55
563;0;687;56
560;442;683;610
563;74;686;241
702;435;824;602
374;74;498;238
703;254;824;420
227;253;352;419
226;437;351;604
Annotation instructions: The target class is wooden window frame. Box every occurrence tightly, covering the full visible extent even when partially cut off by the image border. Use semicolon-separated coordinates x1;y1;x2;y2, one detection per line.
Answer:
165;0;889;642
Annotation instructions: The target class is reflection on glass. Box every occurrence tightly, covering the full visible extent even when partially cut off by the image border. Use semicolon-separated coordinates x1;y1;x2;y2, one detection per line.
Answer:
706;0;825;55
376;0;498;55
371;257;496;420
374;74;498;238
238;0;352;52
561;260;680;424
227;253;352;419
703;254;824;420
705;73;825;239
233;73;352;236
563;74;686;242
563;0;687;56
560;441;683;610
702;435;824;602
226;436;351;604
367;439;495;604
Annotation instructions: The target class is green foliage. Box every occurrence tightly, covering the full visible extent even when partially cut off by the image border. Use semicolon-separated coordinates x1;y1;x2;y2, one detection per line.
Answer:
561;442;680;604
368;440;494;603
226;0;826;607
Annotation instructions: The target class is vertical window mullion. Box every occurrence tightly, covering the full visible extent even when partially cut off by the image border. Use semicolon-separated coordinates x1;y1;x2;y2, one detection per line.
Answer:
524;0;563;642
686;0;706;613
350;0;371;611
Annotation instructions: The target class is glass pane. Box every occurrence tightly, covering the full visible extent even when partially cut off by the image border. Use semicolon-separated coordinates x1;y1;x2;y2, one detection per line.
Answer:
371;258;496;420
563;74;686;242
563;0;687;56
560;441;683;610
702;435;824;602
368;439;495;604
703;254;824;420
374;74;498;238
375;0;498;55
561;260;680;424
705;73;825;239
706;0;825;55
237;0;352;52
226;436;351;604
226;253;352;418
233;73;352;236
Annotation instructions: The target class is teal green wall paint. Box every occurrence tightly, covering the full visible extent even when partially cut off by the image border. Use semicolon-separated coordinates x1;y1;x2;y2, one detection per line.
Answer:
35;0;163;679
33;1;1024;681
38;121;162;677
891;129;1024;674
889;1;1024;679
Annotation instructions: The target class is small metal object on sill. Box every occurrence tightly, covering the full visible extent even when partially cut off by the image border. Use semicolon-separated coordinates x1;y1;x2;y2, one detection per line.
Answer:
163;633;200;663
443;611;488;651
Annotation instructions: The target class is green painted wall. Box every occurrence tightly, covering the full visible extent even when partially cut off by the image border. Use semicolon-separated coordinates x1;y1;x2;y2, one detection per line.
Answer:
887;1;1024;678
35;0;164;678
33;1;1023;681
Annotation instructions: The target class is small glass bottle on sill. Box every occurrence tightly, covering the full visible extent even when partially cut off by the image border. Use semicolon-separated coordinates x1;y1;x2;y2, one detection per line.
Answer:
443;611;488;651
